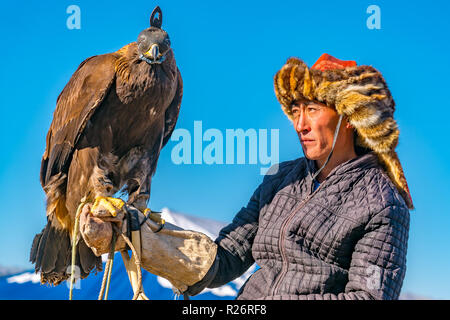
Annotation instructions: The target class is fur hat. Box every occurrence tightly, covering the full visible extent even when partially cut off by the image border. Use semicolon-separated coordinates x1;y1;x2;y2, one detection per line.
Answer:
274;53;413;209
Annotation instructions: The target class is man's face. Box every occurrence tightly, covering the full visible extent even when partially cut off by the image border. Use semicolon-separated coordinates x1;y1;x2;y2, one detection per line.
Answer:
291;99;345;161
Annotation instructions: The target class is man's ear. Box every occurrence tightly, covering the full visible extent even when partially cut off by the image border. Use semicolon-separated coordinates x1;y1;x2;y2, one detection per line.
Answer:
345;117;353;129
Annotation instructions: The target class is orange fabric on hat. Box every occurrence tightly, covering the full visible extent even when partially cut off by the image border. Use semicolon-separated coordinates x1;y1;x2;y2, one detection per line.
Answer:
311;53;357;71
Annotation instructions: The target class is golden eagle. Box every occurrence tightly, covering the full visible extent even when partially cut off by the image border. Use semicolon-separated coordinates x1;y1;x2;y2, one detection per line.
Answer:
30;6;183;285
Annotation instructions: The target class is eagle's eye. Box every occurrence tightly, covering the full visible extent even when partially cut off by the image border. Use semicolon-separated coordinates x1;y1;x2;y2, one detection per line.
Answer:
164;37;171;47
138;34;146;43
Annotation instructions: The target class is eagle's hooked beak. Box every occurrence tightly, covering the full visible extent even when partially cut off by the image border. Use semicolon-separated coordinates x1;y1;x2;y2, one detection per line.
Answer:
141;43;166;65
145;44;159;60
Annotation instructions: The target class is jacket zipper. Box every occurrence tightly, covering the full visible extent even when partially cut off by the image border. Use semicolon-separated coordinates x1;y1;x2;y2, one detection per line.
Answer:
270;181;325;296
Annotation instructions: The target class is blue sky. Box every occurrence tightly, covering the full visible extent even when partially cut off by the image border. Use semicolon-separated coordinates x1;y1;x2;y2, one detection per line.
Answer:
1;1;449;299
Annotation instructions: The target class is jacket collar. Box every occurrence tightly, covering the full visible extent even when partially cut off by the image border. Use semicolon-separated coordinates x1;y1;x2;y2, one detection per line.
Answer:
305;151;379;184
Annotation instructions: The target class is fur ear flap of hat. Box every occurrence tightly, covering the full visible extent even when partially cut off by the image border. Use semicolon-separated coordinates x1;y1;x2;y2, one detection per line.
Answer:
274;54;414;209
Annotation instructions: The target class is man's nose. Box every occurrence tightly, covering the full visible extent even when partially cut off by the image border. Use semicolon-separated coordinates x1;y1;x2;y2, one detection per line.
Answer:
295;109;310;133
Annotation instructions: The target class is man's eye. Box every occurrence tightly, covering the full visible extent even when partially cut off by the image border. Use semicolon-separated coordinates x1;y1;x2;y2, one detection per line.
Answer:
307;107;317;112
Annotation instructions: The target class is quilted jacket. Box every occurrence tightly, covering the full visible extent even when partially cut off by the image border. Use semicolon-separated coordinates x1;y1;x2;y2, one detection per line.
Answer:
189;151;410;300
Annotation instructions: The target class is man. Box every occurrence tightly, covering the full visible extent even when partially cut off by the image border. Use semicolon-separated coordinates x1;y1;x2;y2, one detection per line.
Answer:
87;54;413;300
181;53;412;300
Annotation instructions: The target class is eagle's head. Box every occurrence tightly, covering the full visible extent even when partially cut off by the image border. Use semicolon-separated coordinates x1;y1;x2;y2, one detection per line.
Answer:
137;6;171;65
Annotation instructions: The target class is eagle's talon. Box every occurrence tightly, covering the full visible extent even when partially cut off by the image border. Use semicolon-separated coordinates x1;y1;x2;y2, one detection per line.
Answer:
91;196;125;217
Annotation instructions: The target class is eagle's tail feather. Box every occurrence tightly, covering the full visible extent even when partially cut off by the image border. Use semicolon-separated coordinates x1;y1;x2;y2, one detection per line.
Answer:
30;226;44;265
30;216;102;286
78;235;102;276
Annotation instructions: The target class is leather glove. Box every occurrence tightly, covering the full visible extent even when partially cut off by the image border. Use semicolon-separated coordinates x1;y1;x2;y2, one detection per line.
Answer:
80;203;218;294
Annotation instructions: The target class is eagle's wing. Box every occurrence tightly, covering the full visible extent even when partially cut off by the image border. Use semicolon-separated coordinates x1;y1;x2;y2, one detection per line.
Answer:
40;54;117;187
161;67;183;149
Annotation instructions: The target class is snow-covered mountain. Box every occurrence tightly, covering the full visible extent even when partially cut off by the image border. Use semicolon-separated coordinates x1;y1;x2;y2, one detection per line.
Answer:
0;266;25;277
399;292;434;300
